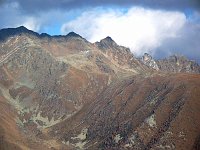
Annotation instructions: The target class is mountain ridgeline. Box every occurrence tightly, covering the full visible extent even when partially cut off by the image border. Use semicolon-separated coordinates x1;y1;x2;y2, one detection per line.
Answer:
141;53;200;74
0;26;200;150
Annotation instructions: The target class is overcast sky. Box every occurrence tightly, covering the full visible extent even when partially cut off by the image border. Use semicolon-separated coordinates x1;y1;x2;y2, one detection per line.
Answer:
0;0;200;62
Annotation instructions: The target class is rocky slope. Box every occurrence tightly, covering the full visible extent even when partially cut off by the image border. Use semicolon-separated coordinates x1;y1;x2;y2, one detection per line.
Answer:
157;55;200;73
0;26;200;150
141;53;200;73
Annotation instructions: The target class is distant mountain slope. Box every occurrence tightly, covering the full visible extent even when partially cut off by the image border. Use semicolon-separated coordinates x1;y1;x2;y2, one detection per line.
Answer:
157;55;200;73
141;53;200;74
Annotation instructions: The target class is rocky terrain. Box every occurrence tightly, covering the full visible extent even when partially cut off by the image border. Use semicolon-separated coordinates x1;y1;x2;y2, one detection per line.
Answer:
141;53;200;73
141;53;159;71
0;26;200;150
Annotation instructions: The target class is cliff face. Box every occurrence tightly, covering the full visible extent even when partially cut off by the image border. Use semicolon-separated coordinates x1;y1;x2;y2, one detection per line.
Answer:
0;26;200;150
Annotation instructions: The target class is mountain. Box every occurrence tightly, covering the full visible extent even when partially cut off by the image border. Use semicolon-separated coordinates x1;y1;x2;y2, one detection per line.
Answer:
141;53;200;74
0;26;200;150
157;55;200;73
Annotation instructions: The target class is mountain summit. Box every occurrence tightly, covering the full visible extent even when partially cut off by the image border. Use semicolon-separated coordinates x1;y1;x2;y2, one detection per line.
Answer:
0;26;39;41
66;31;82;38
0;27;200;150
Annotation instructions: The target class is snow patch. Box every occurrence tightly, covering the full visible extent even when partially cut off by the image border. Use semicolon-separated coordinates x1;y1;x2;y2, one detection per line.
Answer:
145;114;157;128
70;128;88;149
124;134;136;148
114;134;122;143
32;112;62;129
71;128;88;140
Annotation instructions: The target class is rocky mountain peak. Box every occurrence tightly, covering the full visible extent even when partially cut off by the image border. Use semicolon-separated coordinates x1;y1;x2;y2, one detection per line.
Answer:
16;26;29;31
0;26;39;41
157;54;200;73
40;33;51;37
141;53;159;70
0;27;85;42
66;31;82;38
102;36;115;42
140;53;200;73
96;36;118;49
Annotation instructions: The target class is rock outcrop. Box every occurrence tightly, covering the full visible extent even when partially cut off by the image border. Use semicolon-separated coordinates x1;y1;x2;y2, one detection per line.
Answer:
141;53;200;74
157;55;200;73
141;53;159;70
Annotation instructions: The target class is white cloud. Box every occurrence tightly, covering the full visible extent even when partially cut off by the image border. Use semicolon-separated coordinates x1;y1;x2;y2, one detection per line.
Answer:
21;17;40;32
61;7;187;56
0;1;41;32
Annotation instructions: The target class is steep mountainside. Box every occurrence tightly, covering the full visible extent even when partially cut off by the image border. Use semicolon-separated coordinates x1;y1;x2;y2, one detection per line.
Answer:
0;26;200;150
